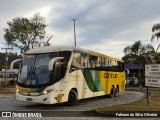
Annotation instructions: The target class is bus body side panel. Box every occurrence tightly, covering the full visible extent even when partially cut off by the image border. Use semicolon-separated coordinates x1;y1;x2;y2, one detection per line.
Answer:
64;70;105;100
97;71;126;94
65;69;126;100
82;70;125;95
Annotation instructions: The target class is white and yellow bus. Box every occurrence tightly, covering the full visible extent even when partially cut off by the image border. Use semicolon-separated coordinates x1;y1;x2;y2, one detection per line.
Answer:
16;46;126;105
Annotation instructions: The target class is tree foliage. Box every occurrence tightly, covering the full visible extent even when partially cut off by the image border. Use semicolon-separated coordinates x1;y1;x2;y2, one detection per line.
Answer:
0;52;22;70
123;40;154;56
122;40;156;87
122;40;155;63
4;13;47;54
151;23;160;53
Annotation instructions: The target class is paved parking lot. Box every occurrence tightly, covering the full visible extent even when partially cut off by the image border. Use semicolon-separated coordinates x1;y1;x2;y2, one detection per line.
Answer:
0;90;151;120
0;91;146;113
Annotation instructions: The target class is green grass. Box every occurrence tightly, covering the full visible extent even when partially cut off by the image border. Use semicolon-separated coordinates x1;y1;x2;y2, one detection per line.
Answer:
96;88;160;112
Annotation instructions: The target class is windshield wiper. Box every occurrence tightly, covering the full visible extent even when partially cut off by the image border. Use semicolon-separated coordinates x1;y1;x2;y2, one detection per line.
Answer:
28;66;33;84
28;66;32;79
28;66;38;85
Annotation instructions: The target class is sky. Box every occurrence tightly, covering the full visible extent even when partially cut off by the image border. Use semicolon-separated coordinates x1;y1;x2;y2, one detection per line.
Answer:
0;0;160;59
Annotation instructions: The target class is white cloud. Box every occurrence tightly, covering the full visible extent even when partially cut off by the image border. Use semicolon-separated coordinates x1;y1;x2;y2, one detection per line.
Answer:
79;39;131;59
1;0;160;58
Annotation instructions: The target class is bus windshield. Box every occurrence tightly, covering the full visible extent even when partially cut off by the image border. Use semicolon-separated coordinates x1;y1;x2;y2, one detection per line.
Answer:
18;51;71;86
19;53;54;86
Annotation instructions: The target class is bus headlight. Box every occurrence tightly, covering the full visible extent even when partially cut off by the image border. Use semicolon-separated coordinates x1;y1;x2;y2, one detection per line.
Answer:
41;89;53;95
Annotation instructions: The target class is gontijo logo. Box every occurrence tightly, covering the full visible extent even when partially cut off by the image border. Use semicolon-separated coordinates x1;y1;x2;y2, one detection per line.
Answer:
104;73;118;79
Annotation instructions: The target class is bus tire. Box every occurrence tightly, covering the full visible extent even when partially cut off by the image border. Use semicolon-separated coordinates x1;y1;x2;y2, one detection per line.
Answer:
114;86;118;97
67;89;77;106
109;86;115;98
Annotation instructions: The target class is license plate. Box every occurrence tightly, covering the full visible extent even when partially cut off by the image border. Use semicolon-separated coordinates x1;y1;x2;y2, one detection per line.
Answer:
26;98;33;101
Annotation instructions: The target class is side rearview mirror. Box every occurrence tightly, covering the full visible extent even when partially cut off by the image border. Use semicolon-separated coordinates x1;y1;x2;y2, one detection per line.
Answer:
10;58;22;69
125;69;130;75
48;57;64;71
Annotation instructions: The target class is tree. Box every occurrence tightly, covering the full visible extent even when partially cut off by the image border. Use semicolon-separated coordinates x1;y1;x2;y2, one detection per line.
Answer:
123;40;154;57
151;23;160;63
123;40;155;87
4;13;48;54
123;40;156;64
0;52;22;69
151;23;160;53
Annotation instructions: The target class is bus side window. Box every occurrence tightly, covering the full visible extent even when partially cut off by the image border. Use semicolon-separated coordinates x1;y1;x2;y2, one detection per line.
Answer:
117;61;124;72
96;57;100;68
73;53;80;66
85;55;90;68
105;59;109;66
70;52;82;72
80;54;85;68
88;55;97;69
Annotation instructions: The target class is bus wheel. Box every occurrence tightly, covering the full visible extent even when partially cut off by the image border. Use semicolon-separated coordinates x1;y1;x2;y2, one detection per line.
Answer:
67;89;77;106
114;86;118;97
109;86;115;98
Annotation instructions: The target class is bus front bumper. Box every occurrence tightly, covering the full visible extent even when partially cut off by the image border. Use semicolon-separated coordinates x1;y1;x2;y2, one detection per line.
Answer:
16;91;64;104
